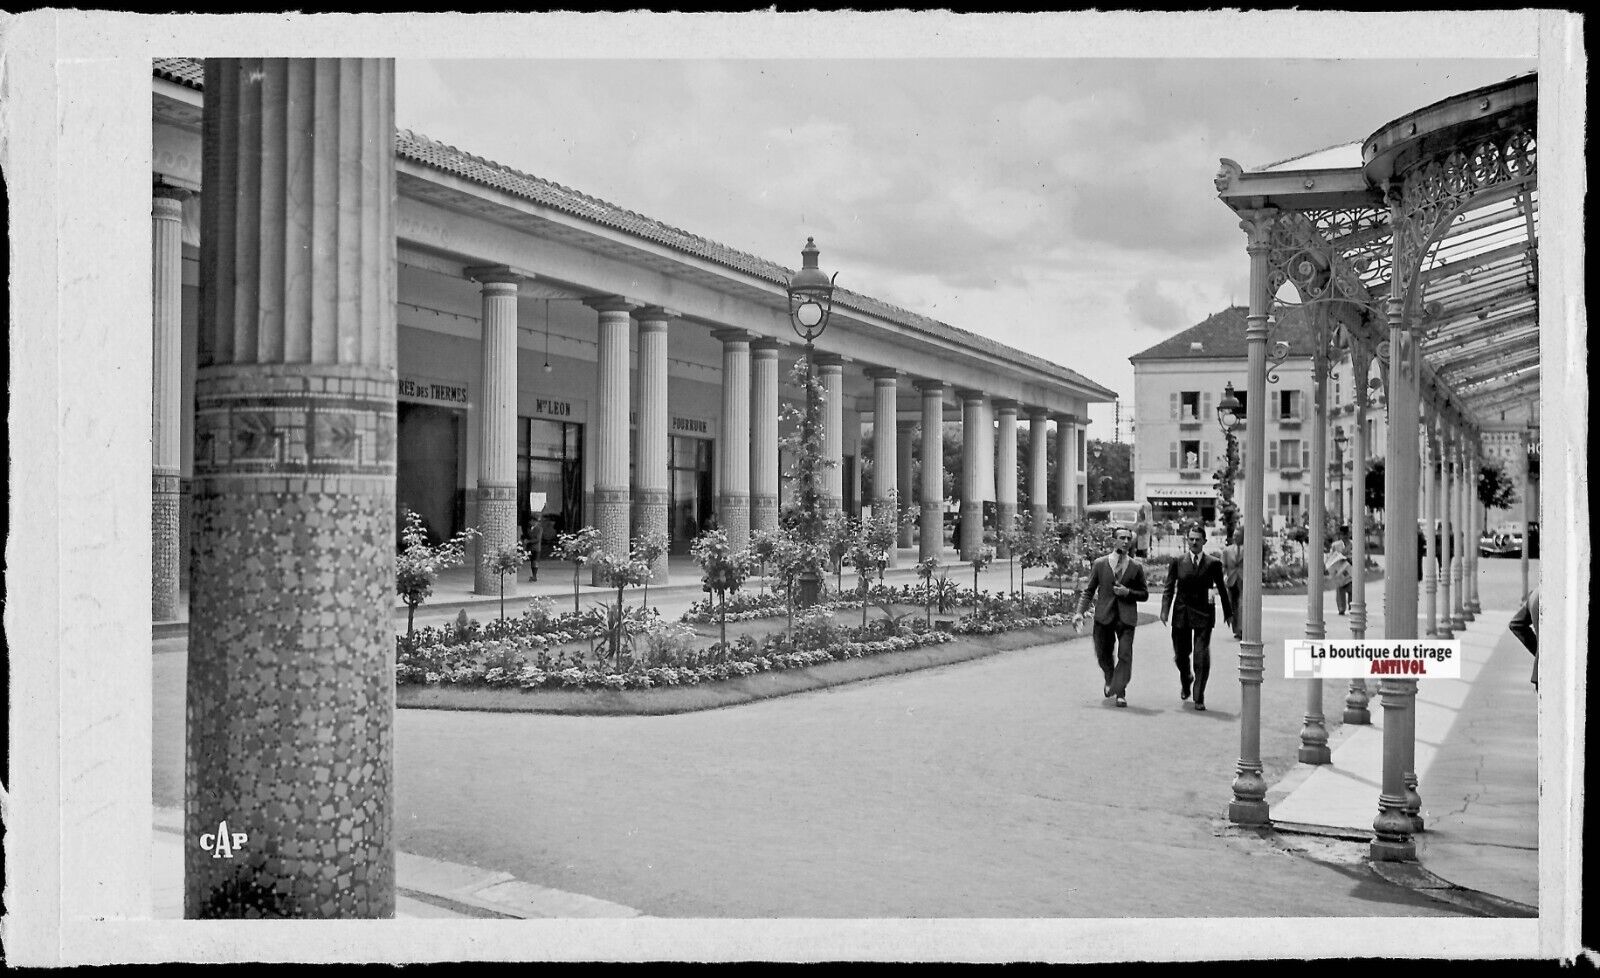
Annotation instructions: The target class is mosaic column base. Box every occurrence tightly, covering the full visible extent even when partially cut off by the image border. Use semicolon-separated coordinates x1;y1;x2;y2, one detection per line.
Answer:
154;470;182;620
591;487;631;586
995;502;1017;558
718;492;750;552
750;494;779;538
474;484;519;596
920;502;943;561
1030;505;1048;543
186;480;395;918
959;499;984;561
633;489;670;583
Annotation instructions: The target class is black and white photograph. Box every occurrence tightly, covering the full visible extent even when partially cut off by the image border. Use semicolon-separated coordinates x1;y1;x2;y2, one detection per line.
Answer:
2;8;1587;964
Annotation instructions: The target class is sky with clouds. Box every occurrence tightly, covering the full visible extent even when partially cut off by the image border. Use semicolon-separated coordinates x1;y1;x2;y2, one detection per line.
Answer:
394;54;1532;437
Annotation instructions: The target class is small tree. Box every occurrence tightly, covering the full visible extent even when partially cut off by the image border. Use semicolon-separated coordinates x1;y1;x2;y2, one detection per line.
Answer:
552;526;601;614
824;509;853;596
481;540;530;622
690;529;754;651
915;555;942;627
749;528;781;597
589;549;652;667
1477;457;1518;511
396;508;479;645
970;545;994;598
1365;457;1386;514
997;515;1030;597
630;531;670;611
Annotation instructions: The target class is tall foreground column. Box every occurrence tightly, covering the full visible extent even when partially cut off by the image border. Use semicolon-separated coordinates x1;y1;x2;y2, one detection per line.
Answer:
1299;335;1330;765
469;267;522;595
153;181;189;621
750;339;781;537
918;380;945;561
1228;209;1273;826
1438;425;1455;639
994;400;1019;556
959;390;986;560
1055;415;1075;518
896;421;916;548
1466;449;1481;617
588;296;638;582
818;354;845;513
1450;434;1467;633
867;367;901;567
716;329;753;549
1423;411;1440;637
1343;341;1373;724
189;58;397;917
1027;409;1049;538
636;309;674;580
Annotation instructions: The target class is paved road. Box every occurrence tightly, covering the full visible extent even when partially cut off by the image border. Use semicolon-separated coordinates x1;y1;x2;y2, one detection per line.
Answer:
155;568;1495;918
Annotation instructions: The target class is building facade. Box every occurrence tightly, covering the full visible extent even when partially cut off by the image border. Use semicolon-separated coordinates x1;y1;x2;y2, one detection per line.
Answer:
151;58;1116;614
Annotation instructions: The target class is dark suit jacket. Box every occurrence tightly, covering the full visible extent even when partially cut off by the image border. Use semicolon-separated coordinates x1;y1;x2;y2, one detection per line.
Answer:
1077;553;1149;626
1161;550;1234;629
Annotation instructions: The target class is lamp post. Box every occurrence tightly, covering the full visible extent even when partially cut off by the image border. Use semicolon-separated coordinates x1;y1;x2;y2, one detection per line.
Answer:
1333;427;1348;528
786;237;837;608
1216;382;1242;542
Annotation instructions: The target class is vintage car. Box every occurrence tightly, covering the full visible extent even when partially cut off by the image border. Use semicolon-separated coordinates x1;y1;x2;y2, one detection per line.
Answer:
1480;521;1537;558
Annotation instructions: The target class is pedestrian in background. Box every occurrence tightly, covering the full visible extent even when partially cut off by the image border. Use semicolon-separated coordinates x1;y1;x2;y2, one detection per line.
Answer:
1328;525;1353;615
1220;527;1245;640
525;515;545;581
1161;525;1234;711
1076;527;1149;708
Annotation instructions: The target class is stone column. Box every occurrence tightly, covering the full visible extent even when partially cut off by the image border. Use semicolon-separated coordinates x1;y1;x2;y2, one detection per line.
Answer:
1055;415;1077;520
1229;209;1275;827
635;308;675;581
586;296;640;582
1466;446;1481;617
188;57;397;917
866;367;902;567
1027;409;1050;538
958;390;987;560
1450;432;1467;633
818;354;845;513
1343;341;1373;724
153;181;190;621
1435;424;1454;639
750;339;782;538
467;266;523;596
918;380;945;561
994;400;1019;556
896;421;916;549
714;329;753;549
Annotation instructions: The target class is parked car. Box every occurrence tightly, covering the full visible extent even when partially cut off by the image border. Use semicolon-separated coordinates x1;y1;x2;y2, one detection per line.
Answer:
1481;521;1538;558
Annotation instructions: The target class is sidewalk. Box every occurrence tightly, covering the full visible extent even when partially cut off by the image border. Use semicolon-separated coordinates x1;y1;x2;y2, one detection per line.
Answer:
152;807;645;919
1260;576;1538;913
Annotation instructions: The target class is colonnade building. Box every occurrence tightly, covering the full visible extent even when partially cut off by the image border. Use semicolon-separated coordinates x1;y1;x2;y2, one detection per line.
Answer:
151;58;1116;616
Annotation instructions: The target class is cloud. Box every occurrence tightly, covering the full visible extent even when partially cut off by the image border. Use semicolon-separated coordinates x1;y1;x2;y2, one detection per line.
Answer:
1126;280;1190;333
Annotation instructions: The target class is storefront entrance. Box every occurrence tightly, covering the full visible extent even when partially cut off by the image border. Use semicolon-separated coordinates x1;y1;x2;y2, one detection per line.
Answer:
669;435;714;554
519;417;584;538
397;401;465;546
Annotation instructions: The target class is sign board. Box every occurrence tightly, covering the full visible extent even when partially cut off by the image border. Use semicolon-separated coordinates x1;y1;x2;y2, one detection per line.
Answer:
1147;486;1216;500
398;377;469;406
528;492;547;513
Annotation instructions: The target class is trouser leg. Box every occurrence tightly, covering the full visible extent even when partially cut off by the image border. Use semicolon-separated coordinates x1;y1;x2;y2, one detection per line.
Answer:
1171;626;1193;691
1111;623;1135;696
1093;622;1115;687
1192;625;1213;703
1228;584;1243;638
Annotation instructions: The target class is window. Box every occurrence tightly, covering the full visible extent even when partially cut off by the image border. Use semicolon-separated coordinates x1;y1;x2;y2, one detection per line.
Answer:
1231;389;1249;420
1172;390;1213;425
1170;439;1211;472
1180;391;1200;421
1277;492;1303;521
1270;439;1305;471
1276;389;1304;422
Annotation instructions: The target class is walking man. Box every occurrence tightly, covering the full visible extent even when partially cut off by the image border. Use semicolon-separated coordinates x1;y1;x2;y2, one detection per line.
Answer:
1220;527;1245;640
1076;527;1149;708
1161;525;1235;712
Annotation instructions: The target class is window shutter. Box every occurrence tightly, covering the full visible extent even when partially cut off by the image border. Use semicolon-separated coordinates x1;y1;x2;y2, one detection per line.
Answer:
1271;393;1280;421
1302;443;1311;469
1170;393;1179;420
1201;442;1212;470
1269;441;1279;469
1169;441;1178;469
1202;392;1213;424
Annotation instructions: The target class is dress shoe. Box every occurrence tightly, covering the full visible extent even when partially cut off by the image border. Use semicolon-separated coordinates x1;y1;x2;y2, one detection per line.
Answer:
1104;684;1112;699
1115;696;1127;708
1181;679;1192;701
1194;700;1207;712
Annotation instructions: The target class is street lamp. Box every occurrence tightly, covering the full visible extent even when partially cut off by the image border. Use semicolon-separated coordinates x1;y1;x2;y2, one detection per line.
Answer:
1216;382;1242;540
786;237;838;607
1333;427;1348;527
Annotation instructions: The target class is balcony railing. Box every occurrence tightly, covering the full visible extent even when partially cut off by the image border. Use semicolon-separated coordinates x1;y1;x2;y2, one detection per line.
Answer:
1277;413;1303;427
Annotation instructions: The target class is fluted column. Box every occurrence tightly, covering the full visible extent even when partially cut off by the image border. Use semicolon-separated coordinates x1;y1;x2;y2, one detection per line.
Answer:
1027;409;1049;538
994;400;1019;556
467;266;523;596
918;380;945;561
750;339;782;538
1299;332;1331;765
715;329;753;549
635;308;675;581
1422;408;1440;637
1437;425;1455;639
958;390;987;560
189;58;397;917
587;296;640;581
1450;433;1467;632
896;421;916;548
817;354;845;513
153;181;190;621
1229;208;1274;827
1343;341;1373;724
1055;415;1076;519
1466;445;1481;617
867;367;902;567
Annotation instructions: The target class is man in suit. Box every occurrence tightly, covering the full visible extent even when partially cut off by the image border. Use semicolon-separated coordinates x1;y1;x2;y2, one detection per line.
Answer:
1219;527;1245;640
1075;527;1149;708
1161;525;1235;712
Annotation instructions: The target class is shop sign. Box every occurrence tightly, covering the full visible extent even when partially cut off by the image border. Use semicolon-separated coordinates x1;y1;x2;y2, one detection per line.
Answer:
532;398;573;418
671;416;710;434
398;377;468;406
1147;486;1216;500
